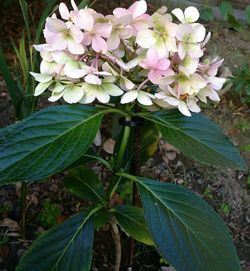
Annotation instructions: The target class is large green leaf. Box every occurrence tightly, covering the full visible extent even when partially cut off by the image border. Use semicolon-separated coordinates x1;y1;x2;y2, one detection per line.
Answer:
0;105;104;183
120;174;240;271
17;211;94;271
112;205;153;246
63;166;105;202
142;110;247;170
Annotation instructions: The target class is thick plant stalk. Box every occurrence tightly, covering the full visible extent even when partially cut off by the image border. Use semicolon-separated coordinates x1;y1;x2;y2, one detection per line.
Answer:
110;217;121;271
20;182;27;238
128;120;142;270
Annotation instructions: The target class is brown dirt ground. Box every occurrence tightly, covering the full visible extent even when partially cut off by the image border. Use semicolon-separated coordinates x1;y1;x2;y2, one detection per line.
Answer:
0;0;249;270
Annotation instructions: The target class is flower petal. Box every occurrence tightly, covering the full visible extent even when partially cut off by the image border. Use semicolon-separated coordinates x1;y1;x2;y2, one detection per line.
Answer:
70;25;84;43
208;77;226;90
63;86;84;103
45;18;67;33
94;23;112;38
120;90;138;104
191;24;206;43
75;9;94;31
51;82;65;93
184;6;199;23
92;36;107;53
59;3;70;20
52;51;72;65
48;91;64;102
68;39;85;55
172;8;184;22
164;96;180;106
102;83;124;96
136;29;156;48
176;24;192;41
34;82;52;96
178;101;191;116
96;87;110;103
85;74;102;85
107;32;120;51
30;72;52;83
190;73;207;89
137;91;153;105
129;0;147;18
187;98;201;113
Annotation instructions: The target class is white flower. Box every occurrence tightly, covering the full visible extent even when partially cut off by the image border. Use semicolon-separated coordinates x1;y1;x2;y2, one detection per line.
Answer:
172;6;200;23
80;75;123;104
121;90;154;106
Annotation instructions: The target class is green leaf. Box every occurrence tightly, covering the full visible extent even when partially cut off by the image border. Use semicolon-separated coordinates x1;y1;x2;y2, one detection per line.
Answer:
94;211;110;230
143;110;247;171
200;7;214;21
19;0;32;45
0;47;23;117
112;205;153;246
63;166;105;202
17;211;95;271
140;121;159;164
246;6;250;24
78;0;90;9
0;105;105;183
219;1;233;20
65;148;109;170
227;14;242;31
121;174;241;271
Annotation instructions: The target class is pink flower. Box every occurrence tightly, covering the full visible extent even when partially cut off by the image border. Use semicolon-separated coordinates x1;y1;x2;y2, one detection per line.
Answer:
83;22;112;53
198;57;224;77
106;14;133;50
140;49;173;83
113;0;150;35
59;1;95;32
44;17;84;55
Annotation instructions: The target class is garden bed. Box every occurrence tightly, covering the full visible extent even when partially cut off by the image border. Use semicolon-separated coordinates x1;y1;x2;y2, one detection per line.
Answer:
0;0;249;270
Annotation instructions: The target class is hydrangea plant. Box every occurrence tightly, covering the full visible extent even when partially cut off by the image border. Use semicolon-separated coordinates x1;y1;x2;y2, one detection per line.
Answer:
0;1;247;271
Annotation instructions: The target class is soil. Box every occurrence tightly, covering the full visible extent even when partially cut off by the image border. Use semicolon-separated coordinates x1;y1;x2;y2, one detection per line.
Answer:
0;1;249;271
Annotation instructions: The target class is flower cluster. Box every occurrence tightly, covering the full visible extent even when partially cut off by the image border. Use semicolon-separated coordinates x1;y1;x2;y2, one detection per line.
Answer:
31;0;226;116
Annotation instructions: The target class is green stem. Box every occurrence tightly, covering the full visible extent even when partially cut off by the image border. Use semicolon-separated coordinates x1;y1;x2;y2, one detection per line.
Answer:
107;115;132;199
114;115;131;172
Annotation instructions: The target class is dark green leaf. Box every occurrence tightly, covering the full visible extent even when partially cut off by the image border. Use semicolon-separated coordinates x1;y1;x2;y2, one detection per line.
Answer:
17;211;94;271
63;166;105;202
19;0;32;44
200;7;214;21
246;6;250;24
143;110;247;170
219;1;233;20
0;47;23;117
0;105;105;183
227;14;242;31
121;174;241;271
94;211;110;230
112;205;153;245
65;148;103;170
78;0;90;9
140;121;159;164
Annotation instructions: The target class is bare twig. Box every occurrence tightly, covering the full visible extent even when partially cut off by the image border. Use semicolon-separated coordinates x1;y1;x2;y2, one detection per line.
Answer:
110;217;121;271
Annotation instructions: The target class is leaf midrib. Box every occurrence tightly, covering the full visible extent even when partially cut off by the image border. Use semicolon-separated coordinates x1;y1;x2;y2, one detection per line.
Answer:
52;208;98;270
138;179;222;261
0;109;104;173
